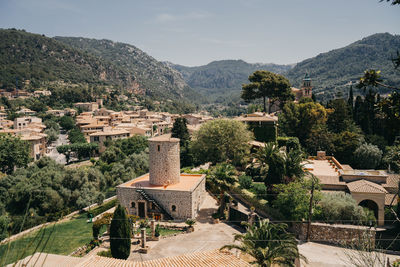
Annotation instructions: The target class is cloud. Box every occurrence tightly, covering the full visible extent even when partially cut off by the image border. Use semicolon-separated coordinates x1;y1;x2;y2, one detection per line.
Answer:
155;11;210;23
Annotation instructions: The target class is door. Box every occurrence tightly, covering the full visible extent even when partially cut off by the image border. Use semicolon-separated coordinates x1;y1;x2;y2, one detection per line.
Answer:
138;202;145;218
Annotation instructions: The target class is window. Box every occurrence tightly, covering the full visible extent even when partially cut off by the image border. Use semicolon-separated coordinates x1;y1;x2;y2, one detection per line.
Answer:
131;202;136;208
93;136;99;142
171;205;176;212
157;145;160;152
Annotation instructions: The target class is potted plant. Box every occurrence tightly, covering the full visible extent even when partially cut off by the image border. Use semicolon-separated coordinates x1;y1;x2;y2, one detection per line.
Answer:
185;219;196;232
154;224;160;240
212;213;220;224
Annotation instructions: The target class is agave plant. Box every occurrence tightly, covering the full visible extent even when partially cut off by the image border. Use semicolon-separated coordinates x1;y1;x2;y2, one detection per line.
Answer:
221;219;306;267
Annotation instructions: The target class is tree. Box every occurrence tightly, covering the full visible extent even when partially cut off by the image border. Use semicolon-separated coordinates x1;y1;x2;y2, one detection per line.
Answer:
221;219;306;267
208;163;236;217
255;143;285;187
59;116;75;131
110;204;131;259
242;70;293;112
171;118;190;147
273;179;320;222
348;85;354;111
68;127;86;144
191;119;253;165
382;145;400;173
353;143;382;169
279;100;329;144
332;131;364;164
0;134;31;174
326;98;353;133
171;118;193;167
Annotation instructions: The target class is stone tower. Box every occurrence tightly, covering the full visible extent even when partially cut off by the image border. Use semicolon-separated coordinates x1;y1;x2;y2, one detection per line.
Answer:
148;135;180;186
301;73;312;98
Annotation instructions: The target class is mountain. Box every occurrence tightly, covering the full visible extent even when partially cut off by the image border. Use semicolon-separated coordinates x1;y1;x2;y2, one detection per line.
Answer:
286;33;400;100
0;29;133;90
54;36;199;101
169;60;293;102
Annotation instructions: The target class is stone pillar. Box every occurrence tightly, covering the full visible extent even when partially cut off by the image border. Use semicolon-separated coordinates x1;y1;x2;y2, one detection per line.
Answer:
150;219;155;238
378;207;385;226
141;228;146;248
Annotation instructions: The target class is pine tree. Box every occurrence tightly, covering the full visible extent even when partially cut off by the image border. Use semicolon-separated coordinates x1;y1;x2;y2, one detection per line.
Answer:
110;204;131;259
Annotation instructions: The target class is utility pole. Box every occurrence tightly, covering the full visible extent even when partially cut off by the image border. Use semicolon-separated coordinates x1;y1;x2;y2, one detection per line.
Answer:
306;175;316;242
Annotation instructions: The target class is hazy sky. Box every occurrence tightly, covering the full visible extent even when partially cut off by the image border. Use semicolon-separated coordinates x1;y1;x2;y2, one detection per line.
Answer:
0;0;399;66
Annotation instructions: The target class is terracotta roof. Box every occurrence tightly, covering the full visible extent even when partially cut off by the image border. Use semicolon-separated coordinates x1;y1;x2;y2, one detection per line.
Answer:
11;250;250;267
149;133;179;142
385;194;398;206
383;174;399;190
347;180;388;194
89;129;129;136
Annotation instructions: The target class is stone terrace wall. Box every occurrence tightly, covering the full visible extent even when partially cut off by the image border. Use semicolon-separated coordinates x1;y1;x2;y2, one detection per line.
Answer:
293;222;376;247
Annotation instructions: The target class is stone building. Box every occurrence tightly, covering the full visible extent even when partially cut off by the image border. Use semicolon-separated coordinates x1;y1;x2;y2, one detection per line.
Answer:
117;134;206;221
306;151;398;226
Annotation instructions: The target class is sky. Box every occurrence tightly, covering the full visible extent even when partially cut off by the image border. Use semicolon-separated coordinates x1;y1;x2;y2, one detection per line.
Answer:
0;0;399;66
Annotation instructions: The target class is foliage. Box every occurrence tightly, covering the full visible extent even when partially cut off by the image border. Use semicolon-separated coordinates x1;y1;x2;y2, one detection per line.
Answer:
68;127;86;144
59;116;75;131
0;134;31;174
57;143;98;163
382;145;400;173
110;204;131;259
92;213;113;239
353;143;383;169
112;135;148;156
238;175;253;189
326;98;353;133
45;128;58;144
273;179;320;222
314;192;376;225
171;118;193;167
276;137;301;151
221;219;305;267
332;131;364;164
252;183;267;199
185;219;196;227
286;33;400;101
242;70;293;112
279;100;329;145
191;119;253;165
98;249;113;258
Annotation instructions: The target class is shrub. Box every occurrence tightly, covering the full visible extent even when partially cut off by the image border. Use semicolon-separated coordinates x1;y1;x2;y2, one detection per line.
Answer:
238;175;253;189
98;249;112;258
353;143;382;169
252;183;267;199
277;136;301;151
315;192;376;225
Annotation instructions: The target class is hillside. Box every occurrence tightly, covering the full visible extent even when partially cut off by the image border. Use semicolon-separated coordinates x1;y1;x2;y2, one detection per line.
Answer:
286;33;400;100
54;36;200;101
0;29;133;90
169;60;292;102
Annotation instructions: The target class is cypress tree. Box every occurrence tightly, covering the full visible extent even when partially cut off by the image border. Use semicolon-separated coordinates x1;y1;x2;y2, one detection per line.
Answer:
348;85;354;110
110;204;131;259
171;118;190;147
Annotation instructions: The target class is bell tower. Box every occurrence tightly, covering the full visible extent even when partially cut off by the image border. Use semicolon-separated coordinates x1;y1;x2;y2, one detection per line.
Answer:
301;73;312;98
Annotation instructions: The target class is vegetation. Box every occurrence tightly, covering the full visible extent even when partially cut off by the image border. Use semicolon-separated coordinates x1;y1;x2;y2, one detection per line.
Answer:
353;143;383;169
171;118;193;167
110;204;131;259
191;119;253;165
221;219;305;267
0;134;31;174
241;70;293;112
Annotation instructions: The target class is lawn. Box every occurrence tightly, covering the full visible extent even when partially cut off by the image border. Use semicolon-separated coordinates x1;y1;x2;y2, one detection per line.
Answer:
144;226;183;236
0;213;98;266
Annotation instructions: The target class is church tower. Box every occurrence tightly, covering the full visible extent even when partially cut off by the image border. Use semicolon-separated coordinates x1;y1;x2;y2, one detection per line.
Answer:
301;73;312;98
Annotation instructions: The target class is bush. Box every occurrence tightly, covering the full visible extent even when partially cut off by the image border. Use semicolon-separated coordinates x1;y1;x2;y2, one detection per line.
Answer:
252;183;267;199
315;192;376;225
98;249;112;258
277;137;301;151
238;175;253;189
353;143;382;169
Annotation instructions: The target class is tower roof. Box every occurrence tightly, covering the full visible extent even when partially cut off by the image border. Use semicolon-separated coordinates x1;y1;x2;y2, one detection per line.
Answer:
303;73;311;81
149;133;179;142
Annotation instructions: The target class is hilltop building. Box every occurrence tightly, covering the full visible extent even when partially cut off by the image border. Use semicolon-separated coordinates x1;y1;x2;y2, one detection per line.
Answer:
306;151;398;226
117;134;206;221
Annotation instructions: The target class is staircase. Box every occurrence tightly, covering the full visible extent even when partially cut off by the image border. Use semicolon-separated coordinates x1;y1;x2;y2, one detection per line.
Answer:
136;189;174;220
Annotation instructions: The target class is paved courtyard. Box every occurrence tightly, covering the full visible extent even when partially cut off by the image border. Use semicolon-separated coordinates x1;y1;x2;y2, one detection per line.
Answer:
128;193;242;262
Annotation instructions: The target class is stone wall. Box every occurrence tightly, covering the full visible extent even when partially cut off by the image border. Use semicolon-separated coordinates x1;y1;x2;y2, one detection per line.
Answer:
293;222;376;247
117;186;197;221
149;140;180;185
190;176;206;218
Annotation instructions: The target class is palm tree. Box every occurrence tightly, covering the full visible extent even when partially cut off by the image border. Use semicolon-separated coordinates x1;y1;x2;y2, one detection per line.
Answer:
282;149;306;184
255;143;285;186
209;163;236;217
221;219;306;267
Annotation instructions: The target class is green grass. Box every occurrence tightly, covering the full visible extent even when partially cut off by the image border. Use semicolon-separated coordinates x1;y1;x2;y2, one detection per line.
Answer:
0;214;98;266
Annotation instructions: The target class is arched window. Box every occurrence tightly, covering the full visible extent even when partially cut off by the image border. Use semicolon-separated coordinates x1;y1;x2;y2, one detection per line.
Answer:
131;202;136;208
172;205;176;212
157;145;160;151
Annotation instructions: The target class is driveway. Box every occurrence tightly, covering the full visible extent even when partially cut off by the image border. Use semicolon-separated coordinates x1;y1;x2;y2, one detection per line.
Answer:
128;193;242;262
299;242;400;267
